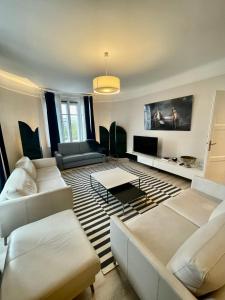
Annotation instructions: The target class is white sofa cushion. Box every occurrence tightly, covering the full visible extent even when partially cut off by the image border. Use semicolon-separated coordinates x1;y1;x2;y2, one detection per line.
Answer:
37;177;67;193
167;213;225;297
126;205;197;265
16;156;37;179
36;165;61;182
163;189;220;227
0;168;37;201
209;200;225;221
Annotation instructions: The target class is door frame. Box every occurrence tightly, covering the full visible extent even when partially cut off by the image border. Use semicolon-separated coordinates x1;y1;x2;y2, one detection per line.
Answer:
203;90;225;176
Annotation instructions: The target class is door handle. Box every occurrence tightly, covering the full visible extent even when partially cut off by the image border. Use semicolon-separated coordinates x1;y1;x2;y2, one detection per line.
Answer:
208;140;217;151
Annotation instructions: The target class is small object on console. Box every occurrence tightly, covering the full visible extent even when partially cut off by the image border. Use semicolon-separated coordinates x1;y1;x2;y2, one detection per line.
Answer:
180;156;197;168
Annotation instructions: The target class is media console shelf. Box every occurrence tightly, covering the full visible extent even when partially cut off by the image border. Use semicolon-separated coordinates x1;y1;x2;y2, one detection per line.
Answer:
126;151;204;180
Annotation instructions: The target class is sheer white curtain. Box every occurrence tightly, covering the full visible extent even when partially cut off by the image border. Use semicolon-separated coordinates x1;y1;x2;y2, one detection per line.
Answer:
55;94;86;143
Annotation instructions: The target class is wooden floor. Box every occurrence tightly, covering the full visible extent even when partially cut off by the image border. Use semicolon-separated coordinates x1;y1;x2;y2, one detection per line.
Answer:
0;160;190;300
75;268;139;300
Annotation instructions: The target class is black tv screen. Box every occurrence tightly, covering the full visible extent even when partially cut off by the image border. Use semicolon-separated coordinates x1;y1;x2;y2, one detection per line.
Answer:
133;136;158;156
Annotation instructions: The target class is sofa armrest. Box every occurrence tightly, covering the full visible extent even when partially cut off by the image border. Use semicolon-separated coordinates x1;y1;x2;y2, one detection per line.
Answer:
110;216;197;300
32;157;56;169
98;147;107;155
54;151;64;170
0;186;73;238
191;176;225;201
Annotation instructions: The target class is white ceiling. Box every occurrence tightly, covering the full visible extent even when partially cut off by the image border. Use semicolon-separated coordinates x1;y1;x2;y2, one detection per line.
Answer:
0;0;225;101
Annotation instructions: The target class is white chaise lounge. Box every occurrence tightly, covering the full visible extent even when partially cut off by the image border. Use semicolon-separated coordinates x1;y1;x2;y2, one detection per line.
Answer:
0;210;101;300
110;176;225;300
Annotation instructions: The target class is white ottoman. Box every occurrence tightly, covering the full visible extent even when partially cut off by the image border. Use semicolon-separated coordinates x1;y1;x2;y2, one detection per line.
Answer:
1;210;100;300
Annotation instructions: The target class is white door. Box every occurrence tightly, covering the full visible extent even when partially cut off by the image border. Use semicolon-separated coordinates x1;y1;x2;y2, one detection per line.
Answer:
205;91;225;184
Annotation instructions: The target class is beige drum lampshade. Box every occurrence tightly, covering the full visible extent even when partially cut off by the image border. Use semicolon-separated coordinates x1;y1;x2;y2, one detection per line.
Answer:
93;75;120;94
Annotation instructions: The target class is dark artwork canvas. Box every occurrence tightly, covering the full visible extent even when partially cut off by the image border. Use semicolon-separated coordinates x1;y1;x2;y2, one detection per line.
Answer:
144;95;193;131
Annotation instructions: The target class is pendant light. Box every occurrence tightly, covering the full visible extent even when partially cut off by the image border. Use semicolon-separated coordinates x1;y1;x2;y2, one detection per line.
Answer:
93;52;120;95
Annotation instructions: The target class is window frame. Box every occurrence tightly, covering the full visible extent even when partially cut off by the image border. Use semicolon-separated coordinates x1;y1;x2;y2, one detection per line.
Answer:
59;99;83;143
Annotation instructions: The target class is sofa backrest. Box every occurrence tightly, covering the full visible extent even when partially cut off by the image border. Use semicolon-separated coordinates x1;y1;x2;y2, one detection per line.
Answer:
192;176;225;202
58;141;100;156
79;141;92;153
58;142;81;156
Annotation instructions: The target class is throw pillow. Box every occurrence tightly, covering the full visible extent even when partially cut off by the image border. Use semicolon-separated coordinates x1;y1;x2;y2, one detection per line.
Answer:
209;201;225;221
167;213;225;296
5;168;37;200
16;156;37;179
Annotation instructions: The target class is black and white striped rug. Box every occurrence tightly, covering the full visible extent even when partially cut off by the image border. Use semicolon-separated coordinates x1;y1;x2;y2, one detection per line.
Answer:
62;161;181;274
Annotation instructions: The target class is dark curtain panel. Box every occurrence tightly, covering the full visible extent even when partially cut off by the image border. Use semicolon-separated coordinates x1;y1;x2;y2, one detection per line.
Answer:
0;125;10;192
84;95;96;140
44;91;60;156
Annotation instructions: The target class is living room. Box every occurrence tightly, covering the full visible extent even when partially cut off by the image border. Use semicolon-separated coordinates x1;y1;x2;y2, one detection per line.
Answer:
0;1;225;300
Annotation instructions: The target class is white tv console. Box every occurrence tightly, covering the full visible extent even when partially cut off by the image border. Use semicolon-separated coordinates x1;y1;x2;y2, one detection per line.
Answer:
127;151;204;180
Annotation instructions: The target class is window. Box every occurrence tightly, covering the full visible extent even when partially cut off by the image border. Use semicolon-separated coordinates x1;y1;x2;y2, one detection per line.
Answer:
59;99;85;142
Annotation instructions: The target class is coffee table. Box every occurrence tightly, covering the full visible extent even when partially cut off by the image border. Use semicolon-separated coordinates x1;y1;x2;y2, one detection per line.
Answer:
90;167;147;214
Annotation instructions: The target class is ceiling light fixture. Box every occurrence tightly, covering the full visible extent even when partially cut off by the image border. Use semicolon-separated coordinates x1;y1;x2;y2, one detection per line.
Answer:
93;52;120;95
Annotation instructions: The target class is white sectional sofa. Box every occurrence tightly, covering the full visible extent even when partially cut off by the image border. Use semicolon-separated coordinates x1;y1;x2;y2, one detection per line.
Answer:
110;176;225;300
0;157;101;300
0;157;73;241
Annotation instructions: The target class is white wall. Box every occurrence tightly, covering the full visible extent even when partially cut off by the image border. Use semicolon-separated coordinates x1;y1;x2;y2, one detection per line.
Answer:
94;74;225;166
94;101;112;142
0;87;48;171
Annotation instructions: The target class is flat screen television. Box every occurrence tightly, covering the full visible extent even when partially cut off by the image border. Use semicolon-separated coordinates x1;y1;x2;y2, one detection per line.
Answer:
133;136;158;156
